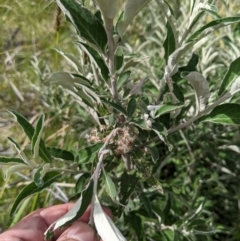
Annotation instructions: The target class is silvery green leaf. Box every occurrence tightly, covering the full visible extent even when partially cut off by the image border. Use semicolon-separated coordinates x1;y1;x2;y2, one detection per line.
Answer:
199;103;240;125
165;42;194;76
182;71;210;111
4;164;31;181
187;17;240;43
11;171;61;217
33;163;51;187
129;77;147;96
102;168;117;200
54;48;82;72
45;181;93;239
157;0;178;49
56;0;107;51
117;0;152;37
0;156;26;165
48;72;90;92
189;2;218;28
148;103;185;118
32;114;45;160
74;83;101;104
95;0;116;30
8;110;52;163
218;56;240;96
7;137;32;166
93;195;127;241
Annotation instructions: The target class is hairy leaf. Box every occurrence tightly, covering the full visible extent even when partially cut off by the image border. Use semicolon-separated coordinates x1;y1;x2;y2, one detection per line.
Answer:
103;169;117;200
199;103;240;125
48;72;91;92
95;0;116;31
218;56;240;96
45;181;93;240
78;42;109;81
108;101;127;116
93;195;127;241
8;110;52;163
4;164;31;181
127;98;137;118
148;103;184;118
117;0;152;37
48;148;75;161
77;143;103;163
33;163;51;187
0;157;26;165
32;114;45;160
56;0;107;51
182;71;210;111
163;22;176;63
10;171;61;217
187;17;240;43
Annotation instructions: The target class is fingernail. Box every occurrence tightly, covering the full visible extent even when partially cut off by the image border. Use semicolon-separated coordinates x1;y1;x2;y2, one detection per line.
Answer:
63;222;96;241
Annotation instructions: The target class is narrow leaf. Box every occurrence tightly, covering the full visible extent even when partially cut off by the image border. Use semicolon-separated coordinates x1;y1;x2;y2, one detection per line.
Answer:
120;171;138;205
127;98;137;118
103;169;117;200
54;48;82;72
117;71;131;89
56;0;107;51
163;22;176;63
218;56;240;96
145;176;164;194
32;114;45;160
108;101;127;116
182;71;210;111
47;72;91;92
199;103;240;125
117;0;152;37
7;137;32;166
45;181;93;239
4;164;31;181
33;164;51;187
10;171;61;217
77;143;103;163
0;157;26;165
139;192;153;217
149;146;159;163
148;103;184;118
78;42;109;81
93;195;127;241
8;110;52;163
48;148;75;161
95;0;116;31
187;17;240;43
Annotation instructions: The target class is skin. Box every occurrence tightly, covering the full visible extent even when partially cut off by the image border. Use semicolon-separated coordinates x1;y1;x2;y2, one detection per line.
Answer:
0;204;112;241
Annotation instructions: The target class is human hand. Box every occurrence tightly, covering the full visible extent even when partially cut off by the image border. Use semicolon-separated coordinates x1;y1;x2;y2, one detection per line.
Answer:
0;204;112;241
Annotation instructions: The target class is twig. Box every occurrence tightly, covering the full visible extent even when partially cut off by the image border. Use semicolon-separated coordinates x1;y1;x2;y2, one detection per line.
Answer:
106;22;119;101
179;129;195;161
88;128;120;226
139;92;231;148
168;93;231;134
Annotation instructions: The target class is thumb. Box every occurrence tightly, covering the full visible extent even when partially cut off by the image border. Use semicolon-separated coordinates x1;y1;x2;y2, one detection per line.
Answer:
56;221;97;241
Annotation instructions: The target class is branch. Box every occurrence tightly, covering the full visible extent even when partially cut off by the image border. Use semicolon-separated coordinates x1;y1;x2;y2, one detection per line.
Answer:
88;128;120;226
106;21;119;101
168;93;231;134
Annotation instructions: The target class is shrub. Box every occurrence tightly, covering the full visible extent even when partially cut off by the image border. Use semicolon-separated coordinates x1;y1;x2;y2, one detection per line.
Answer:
1;0;240;240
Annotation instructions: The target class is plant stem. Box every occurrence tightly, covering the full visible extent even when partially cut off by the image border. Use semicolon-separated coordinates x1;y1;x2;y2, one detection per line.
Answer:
139;93;231;148
106;22;118;101
88;128;120;226
168;93;231;134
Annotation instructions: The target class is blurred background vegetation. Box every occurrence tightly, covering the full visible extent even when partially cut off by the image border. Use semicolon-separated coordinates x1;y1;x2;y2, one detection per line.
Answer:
1;0;240;240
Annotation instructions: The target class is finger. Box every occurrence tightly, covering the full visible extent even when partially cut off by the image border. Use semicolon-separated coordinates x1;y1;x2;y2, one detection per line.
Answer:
56;221;97;241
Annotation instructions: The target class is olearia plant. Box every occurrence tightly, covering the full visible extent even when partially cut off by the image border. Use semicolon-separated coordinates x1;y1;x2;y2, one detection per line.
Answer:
2;0;240;240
